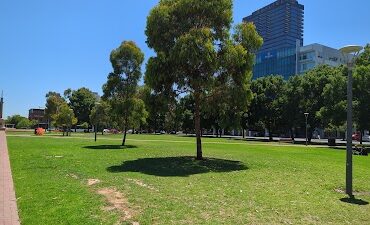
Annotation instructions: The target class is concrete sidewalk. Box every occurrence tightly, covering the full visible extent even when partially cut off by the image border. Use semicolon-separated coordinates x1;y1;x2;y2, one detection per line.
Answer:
0;131;20;225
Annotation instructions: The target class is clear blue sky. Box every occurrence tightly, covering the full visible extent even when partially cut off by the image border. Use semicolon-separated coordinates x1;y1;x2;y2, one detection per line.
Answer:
0;0;369;117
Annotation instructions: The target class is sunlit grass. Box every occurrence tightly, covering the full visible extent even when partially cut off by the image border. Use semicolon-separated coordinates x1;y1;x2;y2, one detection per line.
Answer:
7;134;370;224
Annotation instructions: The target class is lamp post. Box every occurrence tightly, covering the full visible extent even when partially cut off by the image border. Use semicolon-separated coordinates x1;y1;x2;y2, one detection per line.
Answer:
304;112;309;146
339;45;363;197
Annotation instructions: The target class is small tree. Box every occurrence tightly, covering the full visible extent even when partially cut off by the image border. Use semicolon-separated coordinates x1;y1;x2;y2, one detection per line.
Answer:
90;101;111;136
103;41;148;146
45;92;66;128
54;103;78;136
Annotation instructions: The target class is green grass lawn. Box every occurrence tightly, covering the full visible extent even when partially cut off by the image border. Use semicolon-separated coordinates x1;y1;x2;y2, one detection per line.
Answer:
6;133;370;225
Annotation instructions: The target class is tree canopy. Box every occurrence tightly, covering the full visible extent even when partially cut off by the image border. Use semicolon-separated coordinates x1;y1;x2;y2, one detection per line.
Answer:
145;0;262;159
103;41;148;146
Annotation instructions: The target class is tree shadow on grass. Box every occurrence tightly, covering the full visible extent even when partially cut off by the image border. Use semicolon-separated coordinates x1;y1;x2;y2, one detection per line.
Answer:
340;196;369;205
83;145;137;150
106;156;248;177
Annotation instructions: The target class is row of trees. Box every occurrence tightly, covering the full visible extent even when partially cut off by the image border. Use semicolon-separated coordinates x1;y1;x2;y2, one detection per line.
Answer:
42;0;370;160
45;88;104;136
5;115;38;129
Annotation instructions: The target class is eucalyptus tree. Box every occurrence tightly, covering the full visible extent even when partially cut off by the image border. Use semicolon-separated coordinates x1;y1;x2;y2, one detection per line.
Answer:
103;41;148;146
90;100;111;136
145;0;262;159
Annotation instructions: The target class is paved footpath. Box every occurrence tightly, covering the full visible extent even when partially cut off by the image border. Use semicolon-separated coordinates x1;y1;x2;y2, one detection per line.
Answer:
0;131;20;225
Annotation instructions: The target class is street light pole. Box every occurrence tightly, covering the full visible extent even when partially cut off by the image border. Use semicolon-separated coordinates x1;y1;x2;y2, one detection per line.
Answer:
304;112;309;146
340;45;363;197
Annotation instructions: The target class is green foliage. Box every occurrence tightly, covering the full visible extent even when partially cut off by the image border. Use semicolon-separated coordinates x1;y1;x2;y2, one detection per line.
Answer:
317;66;347;134
45;92;66;121
66;88;98;125
90;101;111;128
103;41;147;145
145;0;262;158
249;75;286;139
5;115;37;129
281;75;304;136
54;103;78;130
354;64;370;134
80;122;89;129
7;134;370;224
356;44;370;67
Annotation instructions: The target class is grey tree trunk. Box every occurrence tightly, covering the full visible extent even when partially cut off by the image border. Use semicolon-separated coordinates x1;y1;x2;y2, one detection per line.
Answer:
194;92;203;160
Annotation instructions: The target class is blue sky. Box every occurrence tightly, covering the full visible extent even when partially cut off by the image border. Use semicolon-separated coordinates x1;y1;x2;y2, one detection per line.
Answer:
0;0;369;117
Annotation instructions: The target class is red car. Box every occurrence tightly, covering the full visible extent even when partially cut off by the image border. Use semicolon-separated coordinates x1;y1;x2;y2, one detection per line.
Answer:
352;133;361;141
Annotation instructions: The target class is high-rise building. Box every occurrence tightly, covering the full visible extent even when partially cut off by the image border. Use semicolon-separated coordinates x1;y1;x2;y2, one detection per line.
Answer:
243;0;304;79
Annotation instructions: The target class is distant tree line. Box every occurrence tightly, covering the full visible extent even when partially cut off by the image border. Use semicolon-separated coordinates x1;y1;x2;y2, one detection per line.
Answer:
5;115;38;129
36;0;369;159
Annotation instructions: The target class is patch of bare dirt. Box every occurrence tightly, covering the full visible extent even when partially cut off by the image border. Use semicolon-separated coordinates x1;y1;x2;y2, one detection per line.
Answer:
87;178;101;186
97;188;139;224
127;178;158;191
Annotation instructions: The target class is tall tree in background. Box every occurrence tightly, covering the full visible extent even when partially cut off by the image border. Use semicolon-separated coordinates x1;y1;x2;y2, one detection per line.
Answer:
54;103;78;136
103;41;148;146
45;92;66;128
145;0;262;159
65;88;98;129
354;45;370;143
281;75;303;139
90;101;111;136
298;65;338;142
249;75;286;141
317;66;347;138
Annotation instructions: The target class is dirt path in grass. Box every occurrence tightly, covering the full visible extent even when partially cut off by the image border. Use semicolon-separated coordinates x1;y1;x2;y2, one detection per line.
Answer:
87;178;140;225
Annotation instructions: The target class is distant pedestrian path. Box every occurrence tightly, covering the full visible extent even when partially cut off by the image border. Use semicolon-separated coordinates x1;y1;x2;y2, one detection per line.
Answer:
0;131;20;225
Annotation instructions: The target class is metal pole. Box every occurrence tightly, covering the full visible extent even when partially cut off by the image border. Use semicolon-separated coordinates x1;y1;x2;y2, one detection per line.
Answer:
305;117;308;146
346;65;353;196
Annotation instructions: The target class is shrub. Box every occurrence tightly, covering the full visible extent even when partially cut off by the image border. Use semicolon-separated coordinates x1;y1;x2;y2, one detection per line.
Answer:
35;128;45;136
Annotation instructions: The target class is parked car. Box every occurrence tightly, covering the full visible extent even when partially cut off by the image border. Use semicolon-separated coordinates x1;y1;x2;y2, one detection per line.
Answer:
352;132;370;142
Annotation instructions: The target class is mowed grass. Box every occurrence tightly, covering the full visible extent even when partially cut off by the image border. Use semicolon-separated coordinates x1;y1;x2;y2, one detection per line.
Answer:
6;133;370;225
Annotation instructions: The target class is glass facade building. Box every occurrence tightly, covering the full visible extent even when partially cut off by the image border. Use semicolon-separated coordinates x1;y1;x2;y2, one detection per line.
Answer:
243;0;304;79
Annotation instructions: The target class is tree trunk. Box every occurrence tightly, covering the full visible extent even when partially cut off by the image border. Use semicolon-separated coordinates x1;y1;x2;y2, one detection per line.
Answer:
268;126;273;141
360;130;364;145
290;128;295;141
242;129;245;139
122;118;128;146
194;91;203;160
308;128;313;143
122;127;127;146
269;131;273;141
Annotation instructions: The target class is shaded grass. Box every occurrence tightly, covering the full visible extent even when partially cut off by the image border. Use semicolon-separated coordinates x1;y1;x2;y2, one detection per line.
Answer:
7;134;370;225
107;156;247;177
